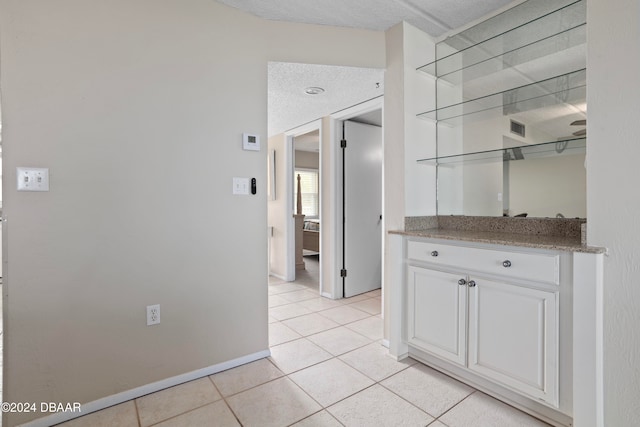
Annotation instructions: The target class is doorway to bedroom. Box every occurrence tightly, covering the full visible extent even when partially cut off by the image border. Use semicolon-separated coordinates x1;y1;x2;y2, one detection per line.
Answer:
293;130;321;291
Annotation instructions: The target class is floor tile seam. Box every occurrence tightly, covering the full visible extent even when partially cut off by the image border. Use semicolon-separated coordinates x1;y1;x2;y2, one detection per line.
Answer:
312;309;374;326
269;311;315;322
332;312;379;327
281;322;345;338
288;372;377;413
376;380;442;422
280;292;323;301
342;321;383;341
275;349;339;376
430;389;478;425
321;382;390;419
145;401;231;427
206;378;247;427
337;355;415;383
340;349;412;388
284;409;346;427
321;338;378;358
340;303;379;316
133;398;143;427
210;372;288;401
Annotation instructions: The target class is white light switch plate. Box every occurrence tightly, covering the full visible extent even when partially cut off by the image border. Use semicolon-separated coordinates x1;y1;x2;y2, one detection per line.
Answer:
233;177;250;195
17;167;50;191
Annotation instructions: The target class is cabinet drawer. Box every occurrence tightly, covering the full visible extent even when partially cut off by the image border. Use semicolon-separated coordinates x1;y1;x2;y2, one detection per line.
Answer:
407;240;559;285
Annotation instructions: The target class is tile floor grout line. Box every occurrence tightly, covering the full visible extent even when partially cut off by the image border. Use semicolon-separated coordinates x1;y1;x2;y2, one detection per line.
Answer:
377;379;441;422
133;398;142;427
431;389;477;425
209;378;245;427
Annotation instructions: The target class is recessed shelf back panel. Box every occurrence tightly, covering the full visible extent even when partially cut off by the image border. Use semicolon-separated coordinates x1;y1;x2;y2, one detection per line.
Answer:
419;0;587;219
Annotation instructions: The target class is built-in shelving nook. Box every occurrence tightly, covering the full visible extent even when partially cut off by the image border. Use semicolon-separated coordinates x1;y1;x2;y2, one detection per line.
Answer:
418;0;587;219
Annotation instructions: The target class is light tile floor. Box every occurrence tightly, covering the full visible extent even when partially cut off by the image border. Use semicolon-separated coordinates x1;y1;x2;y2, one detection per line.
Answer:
56;256;550;426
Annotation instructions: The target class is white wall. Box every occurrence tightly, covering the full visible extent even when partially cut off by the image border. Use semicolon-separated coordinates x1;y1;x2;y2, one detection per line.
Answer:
587;0;640;424
295;150;319;170
0;1;384;424
267;134;289;279
404;24;437;217
383;22;436;338
509;153;586;218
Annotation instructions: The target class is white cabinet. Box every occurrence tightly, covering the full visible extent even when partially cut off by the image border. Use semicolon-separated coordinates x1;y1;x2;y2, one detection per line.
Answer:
467;277;558;406
407;267;467;366
406;240;561;408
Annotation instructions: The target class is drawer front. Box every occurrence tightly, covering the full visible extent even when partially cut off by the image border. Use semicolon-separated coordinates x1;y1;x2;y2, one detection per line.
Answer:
407;240;559;285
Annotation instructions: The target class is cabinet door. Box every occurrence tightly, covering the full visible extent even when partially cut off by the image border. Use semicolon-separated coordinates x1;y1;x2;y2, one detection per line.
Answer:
467;278;559;407
407;266;467;366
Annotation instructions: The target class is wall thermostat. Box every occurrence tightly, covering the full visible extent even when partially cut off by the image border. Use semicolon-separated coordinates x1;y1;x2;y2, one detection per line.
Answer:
243;133;260;151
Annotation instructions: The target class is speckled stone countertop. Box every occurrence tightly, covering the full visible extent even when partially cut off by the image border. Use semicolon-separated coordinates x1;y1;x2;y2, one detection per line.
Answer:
392;216;606;254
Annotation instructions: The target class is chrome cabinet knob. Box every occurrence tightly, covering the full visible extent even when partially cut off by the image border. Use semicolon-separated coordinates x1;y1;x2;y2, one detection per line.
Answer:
503;260;512;268
458;278;467;286
468;280;477;288
431;251;438;257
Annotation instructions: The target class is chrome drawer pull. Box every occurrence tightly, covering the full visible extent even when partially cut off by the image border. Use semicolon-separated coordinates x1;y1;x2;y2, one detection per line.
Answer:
468;280;476;288
458;278;467;286
503;260;512;268
431;251;439;257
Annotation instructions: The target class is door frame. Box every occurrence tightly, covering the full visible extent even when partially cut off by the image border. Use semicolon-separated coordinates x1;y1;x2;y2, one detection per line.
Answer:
284;120;323;287
329;96;384;300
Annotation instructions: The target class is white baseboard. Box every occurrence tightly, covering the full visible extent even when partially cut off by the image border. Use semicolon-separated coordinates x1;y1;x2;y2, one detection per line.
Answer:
19;349;271;427
269;272;288;281
381;339;390;348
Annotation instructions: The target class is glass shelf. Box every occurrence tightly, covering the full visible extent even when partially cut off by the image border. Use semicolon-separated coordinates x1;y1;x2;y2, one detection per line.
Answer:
418;137;586;166
418;0;585;78
417;69;586;123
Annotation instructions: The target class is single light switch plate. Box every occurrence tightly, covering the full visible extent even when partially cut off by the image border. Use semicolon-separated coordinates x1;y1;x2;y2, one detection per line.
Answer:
17;167;50;191
233;177;250;195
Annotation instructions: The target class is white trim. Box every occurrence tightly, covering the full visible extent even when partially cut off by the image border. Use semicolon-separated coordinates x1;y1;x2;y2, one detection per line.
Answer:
269;272;288;281
573;252;604;427
285;120;323;287
329;97;384;299
18;349;271;427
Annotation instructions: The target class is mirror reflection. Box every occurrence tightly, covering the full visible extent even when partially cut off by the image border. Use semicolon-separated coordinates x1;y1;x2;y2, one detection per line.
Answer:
418;0;587;218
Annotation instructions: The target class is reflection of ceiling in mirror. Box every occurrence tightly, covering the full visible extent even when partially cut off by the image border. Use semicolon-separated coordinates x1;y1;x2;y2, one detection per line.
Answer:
508;102;587;142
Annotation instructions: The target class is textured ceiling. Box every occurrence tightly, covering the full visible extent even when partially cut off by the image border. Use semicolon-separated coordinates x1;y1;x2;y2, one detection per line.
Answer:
268;62;384;136
252;0;517;136
217;0;515;37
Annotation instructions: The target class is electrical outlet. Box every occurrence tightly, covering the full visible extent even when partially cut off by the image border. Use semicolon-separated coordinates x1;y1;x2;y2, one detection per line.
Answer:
147;304;160;326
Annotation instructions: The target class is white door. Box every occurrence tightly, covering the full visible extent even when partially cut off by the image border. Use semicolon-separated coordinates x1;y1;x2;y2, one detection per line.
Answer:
343;120;382;297
467;277;559;406
407;266;467;366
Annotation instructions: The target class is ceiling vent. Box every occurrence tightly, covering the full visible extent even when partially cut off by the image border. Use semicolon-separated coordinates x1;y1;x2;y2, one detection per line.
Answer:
510;120;525;138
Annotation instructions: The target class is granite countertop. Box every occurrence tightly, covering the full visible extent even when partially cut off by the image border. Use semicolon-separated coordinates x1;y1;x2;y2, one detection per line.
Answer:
391;216;606;254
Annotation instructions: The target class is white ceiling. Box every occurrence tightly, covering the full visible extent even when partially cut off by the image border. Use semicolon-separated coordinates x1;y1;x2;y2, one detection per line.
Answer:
217;0;515;38
268;62;384;136
232;0;518;136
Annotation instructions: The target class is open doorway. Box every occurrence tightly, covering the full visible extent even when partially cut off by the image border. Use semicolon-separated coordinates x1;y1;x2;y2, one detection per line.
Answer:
291;129;321;291
267;62;384;300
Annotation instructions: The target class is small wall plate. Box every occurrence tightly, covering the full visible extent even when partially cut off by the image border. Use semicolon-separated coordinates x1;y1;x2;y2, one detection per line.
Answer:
243;133;260;151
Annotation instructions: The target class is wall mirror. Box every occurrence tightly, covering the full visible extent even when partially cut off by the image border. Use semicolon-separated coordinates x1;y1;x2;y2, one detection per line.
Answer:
418;0;587;218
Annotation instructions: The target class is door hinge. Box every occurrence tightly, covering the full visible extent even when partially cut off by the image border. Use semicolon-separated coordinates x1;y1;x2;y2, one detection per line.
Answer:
340;139;347;148
340;269;347;277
